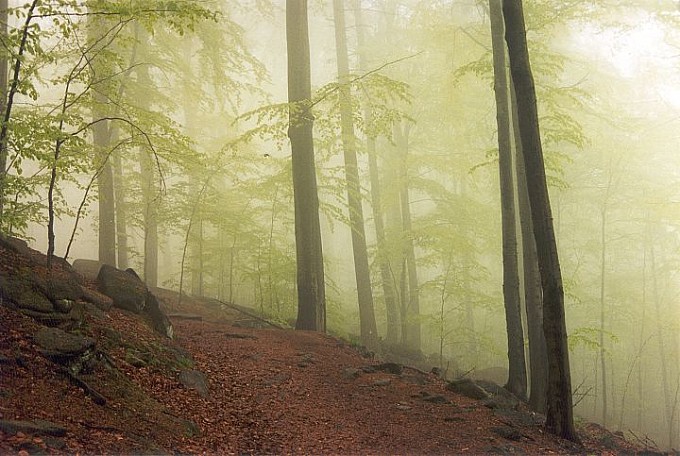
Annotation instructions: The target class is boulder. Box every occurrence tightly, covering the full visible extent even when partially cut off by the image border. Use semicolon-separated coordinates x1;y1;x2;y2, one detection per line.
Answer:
145;292;173;339
0;271;54;313
72;259;105;281
43;276;83;302
179;370;210;398
446;378;491;400
80;286;113;311
97;264;146;314
33;327;95;359
0;419;67;437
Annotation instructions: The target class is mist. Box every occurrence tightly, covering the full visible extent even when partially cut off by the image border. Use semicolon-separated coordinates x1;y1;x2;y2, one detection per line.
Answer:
1;0;679;449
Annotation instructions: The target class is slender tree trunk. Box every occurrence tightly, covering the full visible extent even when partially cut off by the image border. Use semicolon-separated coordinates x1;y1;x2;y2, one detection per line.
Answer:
353;0;399;344
88;12;116;267
651;242;673;448
93;109;116;267
287;0;326;332
135;34;158;286
112;128;129;269
599;206;608;426
333;0;378;347
489;0;526;399
394;122;421;351
0;0;37;226
503;0;578;442
191;217;204;296
513;86;547;412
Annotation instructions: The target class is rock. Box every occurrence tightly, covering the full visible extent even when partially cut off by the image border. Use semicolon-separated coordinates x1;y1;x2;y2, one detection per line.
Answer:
72;259;105;281
491;426;522;441
33;327;95;359
446;379;490;400
80;286;113;311
372;378;391;387
43;277;82;302
179;370;210;398
97;264;146;314
0;270;54;313
420;392;449;404
473;366;509;385
374;362;403;375
53;299;74;313
145;291;174;339
0;236;30;256
343;367;361;379
19;305;84;327
0;419;67;437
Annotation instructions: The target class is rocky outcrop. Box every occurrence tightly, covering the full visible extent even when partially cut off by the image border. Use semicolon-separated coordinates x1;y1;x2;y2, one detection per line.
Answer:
145;292;173;339
72;259;105;281
0;419;67;437
33;327;95;360
95;265;173;339
97;265;147;314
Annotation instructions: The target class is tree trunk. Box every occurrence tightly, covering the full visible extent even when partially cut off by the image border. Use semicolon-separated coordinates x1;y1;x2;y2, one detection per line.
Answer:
651;242;673;449
512;82;548;412
598;206;608;426
135;32;158;287
287;0;326;332
333;0;378;347
94;109;116;267
502;0;578;442
353;0;399;344
111;127;129;270
489;0;526;400
395;121;421;351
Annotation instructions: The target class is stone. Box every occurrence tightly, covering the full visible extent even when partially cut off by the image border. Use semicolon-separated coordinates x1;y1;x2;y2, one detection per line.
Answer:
43;277;82;302
72;259;105;281
446;379;490;400
97;264;146;314
374;362;403;375
145;291;174;339
372;378;391;387
342;367;361;379
33;327;95;358
0;419;67;437
53;299;74;313
491;426;522;441
179;370;210;398
80;286;113;311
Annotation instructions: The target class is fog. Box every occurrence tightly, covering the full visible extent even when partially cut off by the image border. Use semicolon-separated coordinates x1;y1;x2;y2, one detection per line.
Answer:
2;0;680;449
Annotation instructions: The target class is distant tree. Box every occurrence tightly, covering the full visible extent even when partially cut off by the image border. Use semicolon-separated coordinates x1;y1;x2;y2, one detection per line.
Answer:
489;0;527;400
502;0;579;442
353;0;400;344
87;10;117;267
394;121;421;351
286;0;326;331
332;0;378;347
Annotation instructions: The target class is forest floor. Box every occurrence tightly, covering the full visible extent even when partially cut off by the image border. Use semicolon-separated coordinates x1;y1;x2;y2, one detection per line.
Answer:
0;238;666;455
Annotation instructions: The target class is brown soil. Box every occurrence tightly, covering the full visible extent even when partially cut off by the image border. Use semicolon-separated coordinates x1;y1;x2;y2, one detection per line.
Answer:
0;238;658;455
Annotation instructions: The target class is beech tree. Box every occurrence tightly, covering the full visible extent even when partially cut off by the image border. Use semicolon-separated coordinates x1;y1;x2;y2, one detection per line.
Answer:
286;0;327;331
503;0;578;442
489;0;527;400
332;0;378;347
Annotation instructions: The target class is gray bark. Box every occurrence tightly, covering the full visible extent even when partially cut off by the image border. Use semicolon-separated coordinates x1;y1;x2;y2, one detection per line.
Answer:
287;0;327;331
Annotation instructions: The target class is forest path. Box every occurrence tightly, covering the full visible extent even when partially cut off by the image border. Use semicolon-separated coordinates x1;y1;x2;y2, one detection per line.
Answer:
162;317;574;454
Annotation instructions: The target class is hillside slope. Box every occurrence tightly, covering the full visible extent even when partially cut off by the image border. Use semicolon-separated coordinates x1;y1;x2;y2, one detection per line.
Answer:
0;237;657;454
